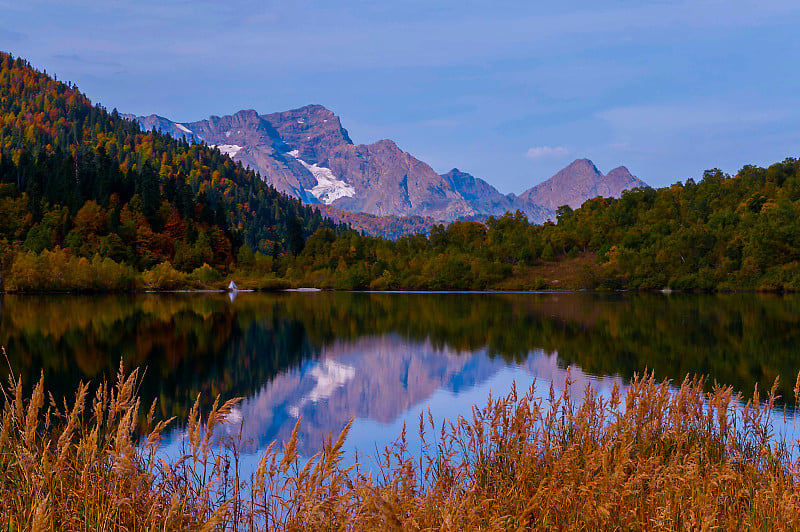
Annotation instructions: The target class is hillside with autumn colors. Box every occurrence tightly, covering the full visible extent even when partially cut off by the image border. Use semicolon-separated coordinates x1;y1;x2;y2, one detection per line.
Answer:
0;52;344;290
2;52;800;293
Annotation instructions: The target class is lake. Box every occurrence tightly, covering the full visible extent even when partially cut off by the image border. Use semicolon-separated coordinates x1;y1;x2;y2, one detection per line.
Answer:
2;291;800;463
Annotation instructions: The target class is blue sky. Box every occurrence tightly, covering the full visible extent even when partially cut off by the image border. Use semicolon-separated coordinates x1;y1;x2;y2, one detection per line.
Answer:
1;0;799;192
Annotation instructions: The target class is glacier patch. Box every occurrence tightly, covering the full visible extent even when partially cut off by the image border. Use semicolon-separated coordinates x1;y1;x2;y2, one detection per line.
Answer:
212;144;243;158
287;150;356;204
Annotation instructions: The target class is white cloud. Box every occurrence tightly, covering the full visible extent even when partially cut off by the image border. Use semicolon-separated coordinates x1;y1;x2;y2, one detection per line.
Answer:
526;145;569;160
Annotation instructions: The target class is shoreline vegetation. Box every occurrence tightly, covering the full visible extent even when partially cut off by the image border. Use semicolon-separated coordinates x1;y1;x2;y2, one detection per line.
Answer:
3;353;800;529
3;249;800;294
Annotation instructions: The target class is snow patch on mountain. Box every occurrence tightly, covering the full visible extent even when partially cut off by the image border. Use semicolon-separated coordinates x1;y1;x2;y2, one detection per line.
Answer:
287;150;356;204
175;123;192;134
212;144;243;158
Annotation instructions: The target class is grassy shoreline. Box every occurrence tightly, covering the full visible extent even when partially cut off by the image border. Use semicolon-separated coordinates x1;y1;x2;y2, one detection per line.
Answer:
3;351;800;530
4;250;800;294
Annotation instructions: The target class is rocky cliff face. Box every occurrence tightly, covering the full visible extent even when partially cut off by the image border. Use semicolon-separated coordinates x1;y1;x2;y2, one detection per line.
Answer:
324;140;475;219
261;104;352;164
441;168;555;224
442;168;513;211
136;105;475;221
519;159;648;211
603;166;645;196
134;107;647;227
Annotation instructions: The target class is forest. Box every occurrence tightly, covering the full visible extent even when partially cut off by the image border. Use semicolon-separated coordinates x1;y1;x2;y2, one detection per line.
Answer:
2;51;800;292
282;158;800;291
0;52;343;291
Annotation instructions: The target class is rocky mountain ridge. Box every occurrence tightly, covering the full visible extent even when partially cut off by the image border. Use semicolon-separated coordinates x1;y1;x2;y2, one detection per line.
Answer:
441;168;553;222
132;105;648;225
519;159;647;211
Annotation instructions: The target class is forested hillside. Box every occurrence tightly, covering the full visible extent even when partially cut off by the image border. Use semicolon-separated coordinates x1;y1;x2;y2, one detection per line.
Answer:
0;52;341;290
281;160;800;291
548;162;800;289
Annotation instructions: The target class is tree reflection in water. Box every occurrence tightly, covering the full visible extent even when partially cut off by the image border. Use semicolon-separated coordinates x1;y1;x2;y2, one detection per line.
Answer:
2;291;800;456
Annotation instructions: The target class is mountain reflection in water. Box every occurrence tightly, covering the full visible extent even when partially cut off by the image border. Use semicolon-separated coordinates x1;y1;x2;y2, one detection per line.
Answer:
2;291;800;457
218;336;625;457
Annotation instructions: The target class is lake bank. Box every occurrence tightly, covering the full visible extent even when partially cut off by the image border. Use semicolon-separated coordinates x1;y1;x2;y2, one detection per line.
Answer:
8;247;800;294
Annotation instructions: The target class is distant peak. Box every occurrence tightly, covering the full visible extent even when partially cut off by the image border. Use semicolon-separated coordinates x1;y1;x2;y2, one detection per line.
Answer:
606;165;632;175
285;104;336;117
372;139;397;148
604;165;647;187
568;158;599;170
303;103;331;111
233;109;259;117
443;168;469;177
546;158;603;180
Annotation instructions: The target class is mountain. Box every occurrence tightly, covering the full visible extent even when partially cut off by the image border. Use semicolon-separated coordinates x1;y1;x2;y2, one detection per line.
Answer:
135;106;475;221
441;168;555;223
134;108;647;227
441;168;515;214
519;159;648;211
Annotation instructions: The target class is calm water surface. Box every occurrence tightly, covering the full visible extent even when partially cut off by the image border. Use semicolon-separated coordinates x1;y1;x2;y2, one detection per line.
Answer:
2;291;800;461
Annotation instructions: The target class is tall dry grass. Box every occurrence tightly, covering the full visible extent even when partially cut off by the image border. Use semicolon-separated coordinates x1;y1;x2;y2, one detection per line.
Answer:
3;344;800;530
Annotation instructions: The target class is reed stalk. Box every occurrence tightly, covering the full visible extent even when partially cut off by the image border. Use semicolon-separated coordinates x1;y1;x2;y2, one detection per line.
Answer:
2;345;800;530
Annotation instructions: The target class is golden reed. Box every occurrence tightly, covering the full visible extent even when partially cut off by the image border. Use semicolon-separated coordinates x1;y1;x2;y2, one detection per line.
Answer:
2;346;800;530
